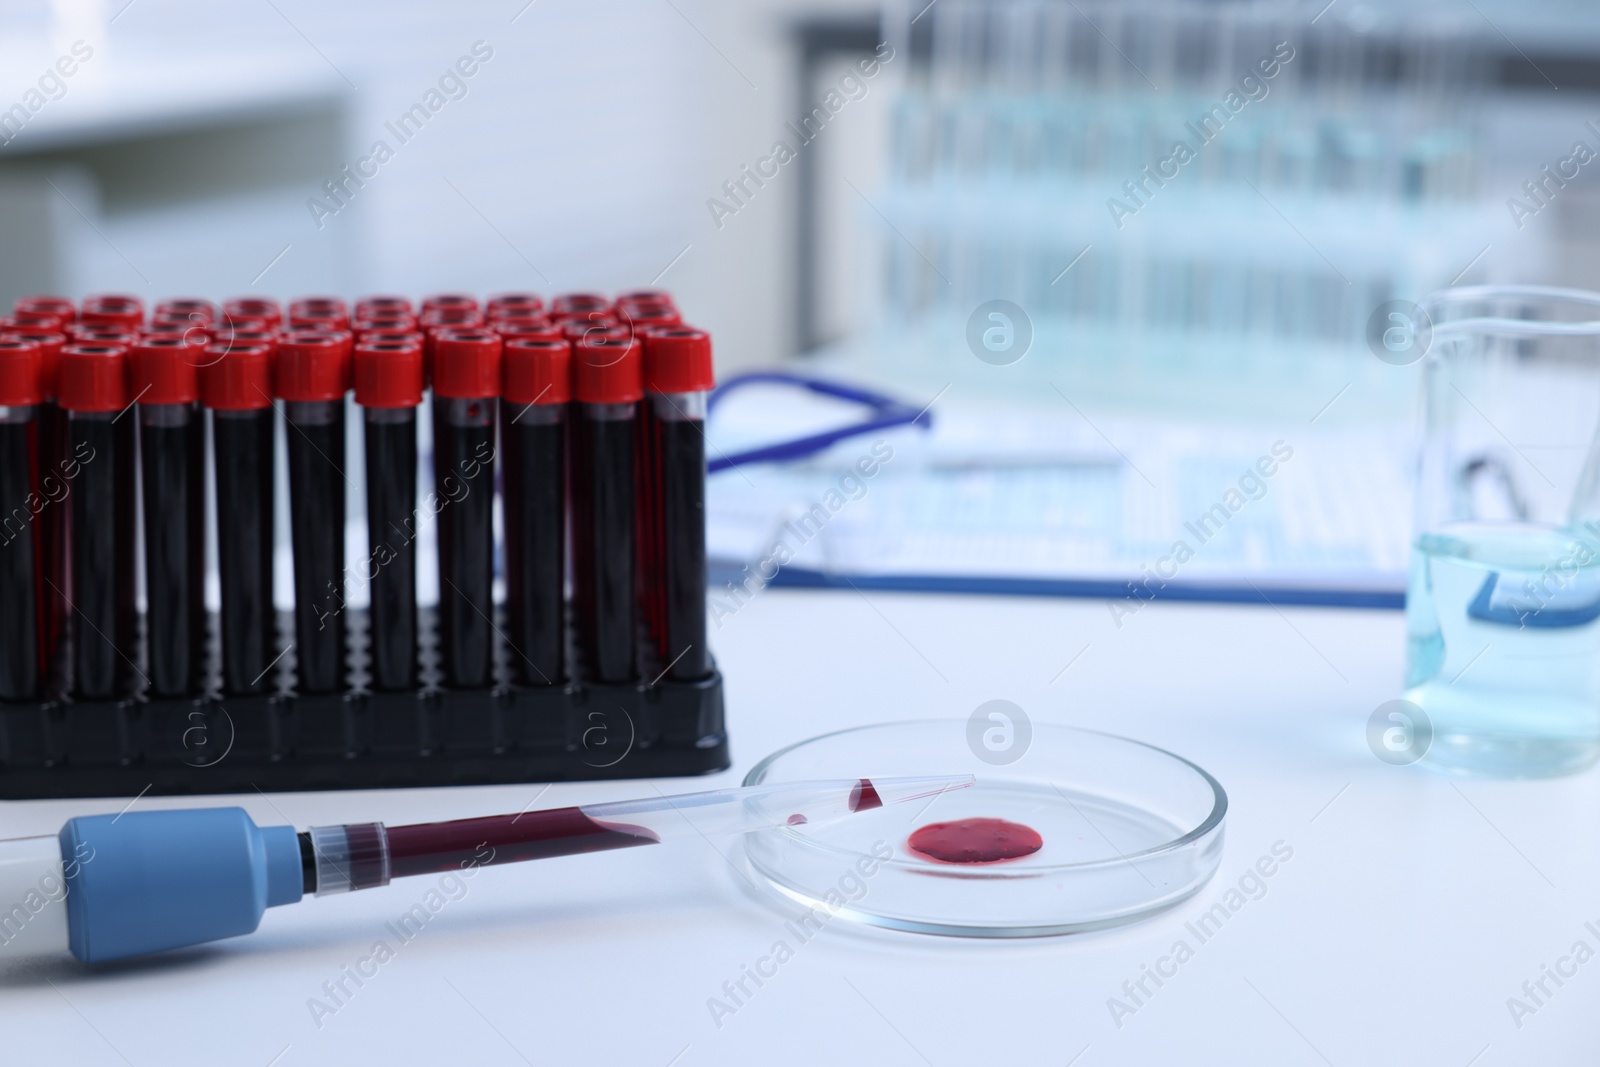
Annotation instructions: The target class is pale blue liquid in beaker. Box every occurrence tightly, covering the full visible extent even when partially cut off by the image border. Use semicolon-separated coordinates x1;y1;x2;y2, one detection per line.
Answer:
1405;521;1600;775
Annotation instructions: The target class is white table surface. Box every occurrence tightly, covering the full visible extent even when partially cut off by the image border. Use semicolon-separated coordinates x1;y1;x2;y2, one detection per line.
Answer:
3;589;1596;1066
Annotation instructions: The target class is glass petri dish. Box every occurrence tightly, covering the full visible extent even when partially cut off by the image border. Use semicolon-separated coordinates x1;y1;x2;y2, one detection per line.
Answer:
742;719;1227;937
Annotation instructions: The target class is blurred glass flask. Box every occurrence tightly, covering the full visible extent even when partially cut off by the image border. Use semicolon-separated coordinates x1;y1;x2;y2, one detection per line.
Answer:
1404;285;1600;777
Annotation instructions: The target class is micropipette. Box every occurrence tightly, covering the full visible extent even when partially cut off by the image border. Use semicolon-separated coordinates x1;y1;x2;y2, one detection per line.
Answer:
0;775;973;965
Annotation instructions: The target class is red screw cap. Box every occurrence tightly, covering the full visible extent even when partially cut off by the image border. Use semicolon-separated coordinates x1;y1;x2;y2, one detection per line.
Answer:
488;305;548;327
420;305;482;329
493;319;562;342
80;294;145;330
354;295;414;319
276;330;352;401
616;289;675;308
144;318;213;347
642;327;715;394
421;293;480;314
550;293;610;320
58;344;130;412
216;313;269;338
67;323;138;345
15;295;75;324
354;337;424;409
220;331;280;358
354;313;418;337
288;295;347;315
362;330;424;349
487;293;544;318
0;339;42;406
131;336;205;406
2;331;65;400
223;297;282;329
503;337;571;406
202;342;275;410
561;316;622;342
6;309;67;332
573;334;643;404
432;329;503;399
154;298;216;324
288;304;351;332
617;304;681;331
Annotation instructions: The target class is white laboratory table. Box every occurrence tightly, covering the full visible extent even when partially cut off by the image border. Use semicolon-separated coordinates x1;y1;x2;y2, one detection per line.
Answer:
3;589;1597;1066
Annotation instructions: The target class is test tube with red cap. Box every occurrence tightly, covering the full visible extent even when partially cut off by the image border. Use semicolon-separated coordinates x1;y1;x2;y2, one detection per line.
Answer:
277;330;352;694
203;340;277;696
643;327;714;681
502;337;571;685
431;328;501;689
353;336;423;691
57;343;137;700
130;336;208;697
3;328;69;673
572;333;643;683
421;306;483;387
0;338;43;700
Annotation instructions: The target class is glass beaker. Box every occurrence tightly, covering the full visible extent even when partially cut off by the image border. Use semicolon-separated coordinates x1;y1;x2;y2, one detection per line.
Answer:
1406;285;1600;776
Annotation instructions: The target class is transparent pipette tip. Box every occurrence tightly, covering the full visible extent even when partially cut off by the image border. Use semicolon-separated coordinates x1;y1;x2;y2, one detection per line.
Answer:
863;774;977;806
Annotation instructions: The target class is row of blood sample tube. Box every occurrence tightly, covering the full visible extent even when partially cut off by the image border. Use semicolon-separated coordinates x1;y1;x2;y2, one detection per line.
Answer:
0;289;714;703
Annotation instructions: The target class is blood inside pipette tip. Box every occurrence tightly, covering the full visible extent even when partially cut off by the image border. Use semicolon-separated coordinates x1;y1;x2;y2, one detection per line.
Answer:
848;778;883;812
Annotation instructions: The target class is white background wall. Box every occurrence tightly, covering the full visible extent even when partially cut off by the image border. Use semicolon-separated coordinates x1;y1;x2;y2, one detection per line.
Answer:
0;0;892;370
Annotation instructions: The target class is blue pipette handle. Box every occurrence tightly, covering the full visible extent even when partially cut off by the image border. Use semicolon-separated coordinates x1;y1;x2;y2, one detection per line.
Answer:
0;808;302;964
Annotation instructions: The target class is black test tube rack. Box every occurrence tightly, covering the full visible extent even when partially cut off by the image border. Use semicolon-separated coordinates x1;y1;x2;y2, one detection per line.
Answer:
0;295;728;799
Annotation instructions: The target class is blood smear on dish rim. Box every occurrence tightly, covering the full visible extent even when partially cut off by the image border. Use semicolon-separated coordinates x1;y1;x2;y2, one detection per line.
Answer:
907;817;1043;864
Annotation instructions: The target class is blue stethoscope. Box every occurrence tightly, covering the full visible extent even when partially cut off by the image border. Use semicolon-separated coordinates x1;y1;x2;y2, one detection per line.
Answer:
705;371;930;474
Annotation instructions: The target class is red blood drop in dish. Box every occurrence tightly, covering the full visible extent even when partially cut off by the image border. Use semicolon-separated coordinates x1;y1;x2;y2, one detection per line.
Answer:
848;778;882;812
908;818;1043;864
787;814;808;826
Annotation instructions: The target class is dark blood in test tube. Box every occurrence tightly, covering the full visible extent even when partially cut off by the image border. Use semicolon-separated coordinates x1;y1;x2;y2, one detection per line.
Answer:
6;330;69;680
203;341;277;696
0;339;42;700
353;338;423;691
431;330;501;689
642;327;714;681
57;344;136;700
278;332;352;694
572;334;642;684
130;337;207;697
501;337;571;685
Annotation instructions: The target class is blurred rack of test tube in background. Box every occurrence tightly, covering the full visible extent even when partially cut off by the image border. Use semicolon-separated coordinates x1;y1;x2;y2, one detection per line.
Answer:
859;0;1553;418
